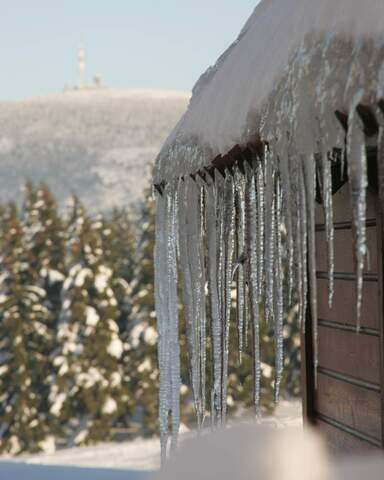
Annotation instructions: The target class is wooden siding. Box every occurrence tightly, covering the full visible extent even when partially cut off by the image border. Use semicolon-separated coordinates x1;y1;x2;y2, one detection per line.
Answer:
302;183;384;452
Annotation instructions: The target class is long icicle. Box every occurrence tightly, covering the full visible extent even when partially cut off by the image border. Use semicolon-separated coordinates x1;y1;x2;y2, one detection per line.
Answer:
177;178;205;428
221;171;235;422
199;184;207;427
205;175;222;427
234;167;246;362
187;178;206;427
155;184;180;463
245;159;261;417
279;146;294;306
274;176;284;402
320;152;335;307
168;185;181;452
347;106;368;330
215;172;226;424
303;157;318;384
298;159;308;333
264;154;276;325
155;190;171;464
256;160;265;300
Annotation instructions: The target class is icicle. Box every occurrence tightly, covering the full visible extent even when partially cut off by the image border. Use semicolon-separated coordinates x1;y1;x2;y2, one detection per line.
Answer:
278;145;294;306
264;154;276;325
177;177;206;428
303;157;318;382
205;176;222;427
298;160;308;333
320;152;335;308
215;172;226;424
221;171;235;422
197;182;207;427
168;186;181;452
155;191;170;464
234;167;246;362
155;184;180;464
256;161;265;300
274;177;284;402
244;160;261;416
347;106;368;330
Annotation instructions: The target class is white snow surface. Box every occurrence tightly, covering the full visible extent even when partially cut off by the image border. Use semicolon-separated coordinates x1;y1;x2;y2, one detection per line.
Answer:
0;401;301;479
154;0;384;182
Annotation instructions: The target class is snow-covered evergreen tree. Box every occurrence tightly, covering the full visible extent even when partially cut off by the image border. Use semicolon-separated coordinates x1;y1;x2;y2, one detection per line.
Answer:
22;181;66;326
103;208;136;282
49;197;125;445
22;181;66;275
126;188;161;434
98;209;136;428
0;205;54;454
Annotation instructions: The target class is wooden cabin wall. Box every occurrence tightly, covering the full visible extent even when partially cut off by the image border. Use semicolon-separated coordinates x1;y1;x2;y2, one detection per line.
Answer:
301;183;384;453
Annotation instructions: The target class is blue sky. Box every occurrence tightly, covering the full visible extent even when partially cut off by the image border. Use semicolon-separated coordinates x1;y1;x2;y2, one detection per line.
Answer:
0;1;259;100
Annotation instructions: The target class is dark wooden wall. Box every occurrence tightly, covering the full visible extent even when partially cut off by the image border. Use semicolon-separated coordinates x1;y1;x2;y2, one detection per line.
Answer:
302;183;384;453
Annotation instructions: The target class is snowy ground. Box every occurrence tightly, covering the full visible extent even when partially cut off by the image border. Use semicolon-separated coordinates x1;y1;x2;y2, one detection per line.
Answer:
0;400;301;480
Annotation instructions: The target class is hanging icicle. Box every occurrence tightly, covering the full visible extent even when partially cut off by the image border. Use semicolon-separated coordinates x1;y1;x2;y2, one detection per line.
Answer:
204;173;223;428
234;167;247;362
221;171;236;422
244;160;261;416
264;152;276;325
177;176;206;428
320;151;335;308
303;156;319;382
256;161;265;300
155;184;180;464
274;177;284;402
298;158;308;333
347;101;368;330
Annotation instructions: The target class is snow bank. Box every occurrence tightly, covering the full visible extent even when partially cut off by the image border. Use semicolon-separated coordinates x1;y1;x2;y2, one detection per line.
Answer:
0;401;301;476
0;463;150;480
2;436;160;472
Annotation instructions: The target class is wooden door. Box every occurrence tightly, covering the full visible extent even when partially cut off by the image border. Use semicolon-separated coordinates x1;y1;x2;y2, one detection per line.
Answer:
302;183;384;452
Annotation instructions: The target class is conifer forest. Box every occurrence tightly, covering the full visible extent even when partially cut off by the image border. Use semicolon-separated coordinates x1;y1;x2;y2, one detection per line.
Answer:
0;181;300;455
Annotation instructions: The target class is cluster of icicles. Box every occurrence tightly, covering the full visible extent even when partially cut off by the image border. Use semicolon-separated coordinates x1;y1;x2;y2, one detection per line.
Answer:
154;105;375;462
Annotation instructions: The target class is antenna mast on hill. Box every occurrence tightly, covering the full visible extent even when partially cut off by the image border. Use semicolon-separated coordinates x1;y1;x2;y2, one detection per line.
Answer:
78;45;85;89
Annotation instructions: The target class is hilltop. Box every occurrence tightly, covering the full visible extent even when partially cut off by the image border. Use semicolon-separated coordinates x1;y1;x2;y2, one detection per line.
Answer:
0;89;189;212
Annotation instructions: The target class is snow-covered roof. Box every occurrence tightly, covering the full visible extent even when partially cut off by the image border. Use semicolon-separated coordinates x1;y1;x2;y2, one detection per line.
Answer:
154;0;384;184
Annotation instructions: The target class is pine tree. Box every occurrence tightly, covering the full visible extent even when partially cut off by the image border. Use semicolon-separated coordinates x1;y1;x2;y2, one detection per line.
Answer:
49;197;125;445
0;204;53;454
22;181;66;330
124;188;159;434
22;181;66;274
99;208;136;334
103;208;136;282
98;209;136;429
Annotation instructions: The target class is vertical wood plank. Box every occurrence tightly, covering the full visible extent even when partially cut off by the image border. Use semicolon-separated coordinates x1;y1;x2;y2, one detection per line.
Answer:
301;291;315;426
376;193;384;447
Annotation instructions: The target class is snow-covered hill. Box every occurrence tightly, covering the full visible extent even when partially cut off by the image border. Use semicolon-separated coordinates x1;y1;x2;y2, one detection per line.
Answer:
0;89;189;212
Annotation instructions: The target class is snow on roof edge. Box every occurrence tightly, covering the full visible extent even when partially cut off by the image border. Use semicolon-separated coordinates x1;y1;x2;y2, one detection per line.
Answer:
154;0;384;184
